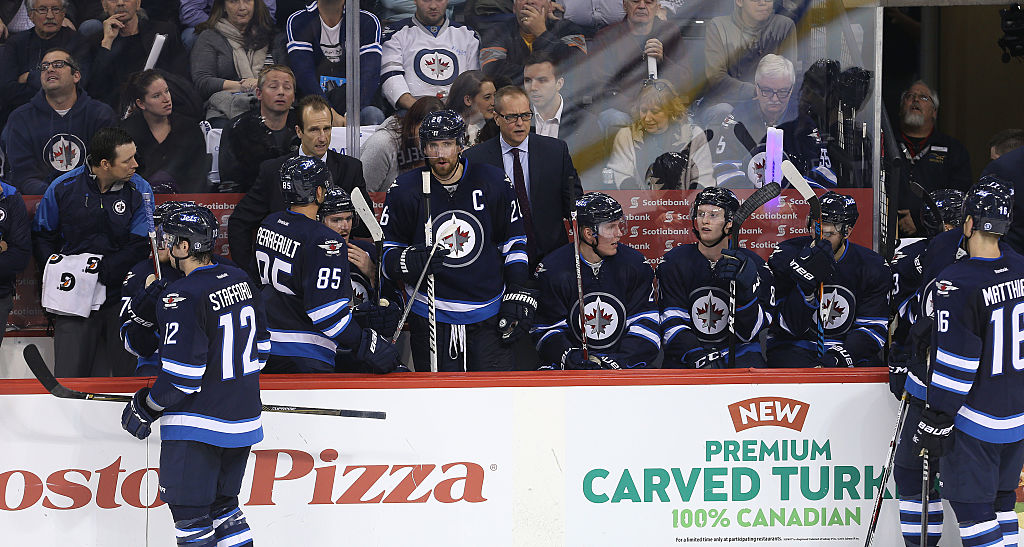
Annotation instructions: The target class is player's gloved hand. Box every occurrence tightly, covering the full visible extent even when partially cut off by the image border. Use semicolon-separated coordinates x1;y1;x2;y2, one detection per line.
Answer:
121;387;162;440
497;285;539;344
682;348;728;369
818;344;854;367
560;349;621;370
887;347;909;399
912;406;955;458
715;249;758;302
394;244;448;286
788;239;835;294
127;278;170;328
354;328;401;374
352;299;403;339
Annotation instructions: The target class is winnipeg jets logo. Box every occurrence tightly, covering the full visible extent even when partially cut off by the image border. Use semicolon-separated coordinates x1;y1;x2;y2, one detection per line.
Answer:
0;208;6;222
414;49;459;86
350;278;368;306
569;292;626;349
746;151;768;188
816;285;856;335
113;199;127;215
318;240;344;256
433;210;483;268
689;287;730;340
162;293;186;309
935;280;958;296
44;134;86;172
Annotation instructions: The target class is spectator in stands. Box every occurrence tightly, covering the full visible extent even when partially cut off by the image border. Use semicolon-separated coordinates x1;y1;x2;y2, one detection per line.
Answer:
479;0;587;88
586;0;691;135
284;0;385;125
228;95;367;279
1;48;115;195
561;0;623;36
87;0;190;110
988;128;1024;161
380;0;479;111
191;0;287;123
523;51;603;187
894;80;970;236
360;95;444;192
704;0;798;105
181;0;278;50
217;64;298;192
0;0;37;38
0;177;30;346
378;0;465;24
606;79;712;189
0;0;90;123
32;127;152;377
119;70;209;193
445;69;496;145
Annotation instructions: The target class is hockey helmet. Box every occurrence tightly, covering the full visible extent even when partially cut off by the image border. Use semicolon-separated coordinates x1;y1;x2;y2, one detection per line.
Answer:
576;192;625;237
816;191;859;234
418;110;467;148
919;189;965;235
280;156;331;206
646;151;689;190
963;176;1014;235
319;186;356;221
162;205;219;254
153;200;196;227
691;187;740;223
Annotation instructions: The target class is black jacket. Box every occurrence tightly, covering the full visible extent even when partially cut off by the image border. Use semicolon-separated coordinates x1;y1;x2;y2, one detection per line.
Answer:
227;150;368;279
120;112;210;193
896;130;971;234
88;17;190;110
217;107;300;193
0;182;30;298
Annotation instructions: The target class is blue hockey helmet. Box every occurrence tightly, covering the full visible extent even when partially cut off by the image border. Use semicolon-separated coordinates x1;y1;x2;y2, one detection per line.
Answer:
280;156;331;206
963;176;1014;235
153;200;196;227
576;192;624;231
162;205;219;254
816;191;859;234
318;186;356;221
691;187;740;223
418;110;467;148
920;189;965;235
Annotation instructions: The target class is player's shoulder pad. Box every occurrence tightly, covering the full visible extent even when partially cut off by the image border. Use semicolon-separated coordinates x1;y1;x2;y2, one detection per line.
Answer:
615;243;652;267
847;241;889;269
659;243;700;267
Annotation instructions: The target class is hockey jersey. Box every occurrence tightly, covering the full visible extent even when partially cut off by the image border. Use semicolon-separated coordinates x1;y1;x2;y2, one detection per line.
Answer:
255;210;362;371
532;242;660;369
657;244;774;367
380;17;479;107
768;236;891;365
890;238;928;326
148;263;268;448
928;250;1024;443
381;160;528;324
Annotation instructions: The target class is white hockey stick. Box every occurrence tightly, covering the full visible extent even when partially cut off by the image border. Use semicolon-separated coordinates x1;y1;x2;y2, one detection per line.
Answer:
780;160;826;358
351;190;385;304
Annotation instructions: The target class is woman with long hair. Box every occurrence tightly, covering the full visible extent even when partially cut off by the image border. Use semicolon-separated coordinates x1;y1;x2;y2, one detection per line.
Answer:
120;70;210;193
445;70;497;146
360;96;445;192
606;79;713;190
190;0;286;120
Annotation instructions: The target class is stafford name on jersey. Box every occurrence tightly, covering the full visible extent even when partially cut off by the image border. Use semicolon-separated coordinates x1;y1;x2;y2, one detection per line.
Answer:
209;281;255;311
256;225;300;259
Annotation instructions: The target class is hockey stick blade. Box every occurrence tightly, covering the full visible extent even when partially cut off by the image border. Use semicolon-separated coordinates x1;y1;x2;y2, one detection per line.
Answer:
733;121;759;155
734;182;782;230
24;345;387;419
781;160;821;218
351;190;383;243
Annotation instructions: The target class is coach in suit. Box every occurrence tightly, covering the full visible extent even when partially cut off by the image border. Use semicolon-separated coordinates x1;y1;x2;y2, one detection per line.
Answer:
463;85;582;268
228;96;368;279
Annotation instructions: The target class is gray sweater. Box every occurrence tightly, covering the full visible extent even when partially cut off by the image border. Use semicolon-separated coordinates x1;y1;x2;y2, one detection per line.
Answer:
190;28;287;100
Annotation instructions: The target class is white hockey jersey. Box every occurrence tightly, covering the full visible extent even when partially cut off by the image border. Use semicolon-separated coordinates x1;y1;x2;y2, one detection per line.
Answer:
380;17;479;107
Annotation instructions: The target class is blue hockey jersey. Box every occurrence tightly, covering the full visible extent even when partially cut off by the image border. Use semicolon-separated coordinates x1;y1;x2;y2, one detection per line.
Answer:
928;250;1024;443
380;160;528;325
532;242;659;368
148;263;268;448
657;244;774;367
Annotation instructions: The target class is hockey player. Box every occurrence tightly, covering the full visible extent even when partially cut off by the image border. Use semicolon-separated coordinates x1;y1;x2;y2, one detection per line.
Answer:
532;192;659;369
657;187;774;368
120;205;267;547
255;156;401;374
915;180;1024;547
767;191;891;367
380;109;534;371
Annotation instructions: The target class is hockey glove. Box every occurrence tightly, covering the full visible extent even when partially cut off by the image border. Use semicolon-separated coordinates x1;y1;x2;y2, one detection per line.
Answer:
352;300;403;338
561;349;621;370
497;286;539;344
887;347;909;400
388;244;448;286
121;387;162;440
912;406;954;458
789;239;835;294
127;278;170;328
354;328;402;374
715;249;758;303
682;348;728;369
818;344;854;368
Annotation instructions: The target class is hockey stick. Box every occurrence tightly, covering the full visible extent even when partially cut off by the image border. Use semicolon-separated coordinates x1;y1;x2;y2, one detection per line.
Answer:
389;223;460;345
570;208;589;361
350;189;385;306
421;172;438;372
733;121;759;156
780;160;826;359
23;345;386;419
920;449;930;546
863;393;910;547
142;191;161;280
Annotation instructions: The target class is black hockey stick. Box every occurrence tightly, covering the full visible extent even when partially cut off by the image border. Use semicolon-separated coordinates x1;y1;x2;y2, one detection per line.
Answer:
863;392;910;547
780;160;826;359
733;121;759;157
920;449;931;546
570;207;590;361
421;171;438;372
23;345;386;419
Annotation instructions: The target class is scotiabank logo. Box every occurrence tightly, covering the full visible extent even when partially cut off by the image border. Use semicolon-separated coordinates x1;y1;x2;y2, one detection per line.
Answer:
727;397;809;432
0;449;487;511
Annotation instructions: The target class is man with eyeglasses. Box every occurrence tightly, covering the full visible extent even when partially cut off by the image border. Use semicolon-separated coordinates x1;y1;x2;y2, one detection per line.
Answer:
766;191;891;368
380;109;533;371
0;48;114;195
0;0;90;122
895;80;971;237
657;187;774;368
